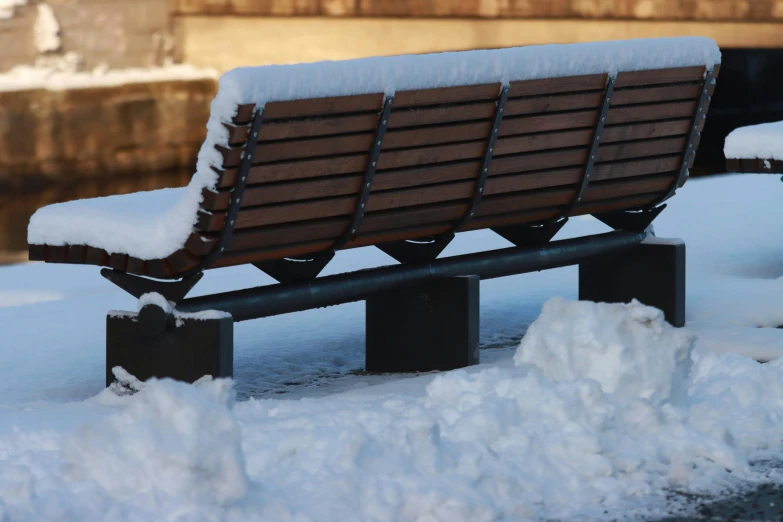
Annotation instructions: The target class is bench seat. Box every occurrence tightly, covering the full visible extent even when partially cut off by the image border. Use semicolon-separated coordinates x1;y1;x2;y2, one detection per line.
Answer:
725;120;783;174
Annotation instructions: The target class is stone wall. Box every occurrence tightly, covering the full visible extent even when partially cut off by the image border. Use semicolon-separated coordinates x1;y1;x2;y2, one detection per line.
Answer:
0;78;216;188
0;0;175;73
171;0;783;21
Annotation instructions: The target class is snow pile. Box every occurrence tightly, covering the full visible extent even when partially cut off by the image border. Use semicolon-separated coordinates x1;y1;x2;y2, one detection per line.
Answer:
107;291;232;325
3;298;783;520
27;37;719;260
724;120;783;161
63;374;248;508
515;297;694;407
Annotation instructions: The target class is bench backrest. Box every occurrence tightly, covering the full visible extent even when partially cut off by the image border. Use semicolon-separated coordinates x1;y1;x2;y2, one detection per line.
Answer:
31;61;719;279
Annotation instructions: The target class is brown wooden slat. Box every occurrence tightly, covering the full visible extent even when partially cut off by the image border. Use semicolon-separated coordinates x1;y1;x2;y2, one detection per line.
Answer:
185;232;216;257
47;246;68;263
581;174;673;202
509;73;607;97
67;245;86;264
28;244;46;262
147;259;169;279
85;246;108;266
394;83;501;108
475;188;574;217
602;119;692;143
166;249;201;275
490;148;589;176
231;113;379;144
573;193;660;215
226;109;606;167
596;136;687;163
614;66;706;88
263;93;384;121
592;155;682;181
127;257;146;276
217;119;692;187
109;253;128;271
605;101;697;125
611;83;703;106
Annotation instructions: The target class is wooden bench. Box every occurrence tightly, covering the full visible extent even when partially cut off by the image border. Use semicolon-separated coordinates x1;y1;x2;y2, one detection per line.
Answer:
725;121;783;174
27;39;720;385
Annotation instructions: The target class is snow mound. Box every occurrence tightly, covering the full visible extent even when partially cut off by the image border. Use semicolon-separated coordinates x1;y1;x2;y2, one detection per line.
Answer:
63;375;248;507
724;120;783;161
515;297;694;407
27;37;719;260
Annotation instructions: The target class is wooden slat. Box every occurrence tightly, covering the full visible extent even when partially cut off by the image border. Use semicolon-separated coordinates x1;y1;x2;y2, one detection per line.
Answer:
611;83;704;106
167;249;201;274
45;246;68;263
109;253;128;271
185;232;217;257
509;73;607;97
147;259;169;279
499;110;597;137
28;244;46;262
614;66;706;88
592;155;682;181
263;93;384;121
67;245;86;264
581;174;673;202
394;83;501;108
127;257;146;276
605;101;697;125
85;246;109;266
573;193;660;215
602;119;692;143
596;136;687;163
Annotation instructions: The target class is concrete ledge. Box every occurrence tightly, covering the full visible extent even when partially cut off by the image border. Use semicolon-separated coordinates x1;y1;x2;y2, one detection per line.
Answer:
0;77;216;187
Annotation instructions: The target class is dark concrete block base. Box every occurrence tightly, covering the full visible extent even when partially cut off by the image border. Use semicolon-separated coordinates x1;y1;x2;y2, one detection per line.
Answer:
579;240;685;327
366;275;480;373
106;312;233;386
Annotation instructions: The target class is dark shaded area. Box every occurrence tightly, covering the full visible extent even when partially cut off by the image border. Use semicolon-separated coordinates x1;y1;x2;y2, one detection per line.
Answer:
694;48;783;177
649;482;783;522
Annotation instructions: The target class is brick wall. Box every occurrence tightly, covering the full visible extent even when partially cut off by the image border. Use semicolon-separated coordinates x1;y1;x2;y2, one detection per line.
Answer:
171;0;783;21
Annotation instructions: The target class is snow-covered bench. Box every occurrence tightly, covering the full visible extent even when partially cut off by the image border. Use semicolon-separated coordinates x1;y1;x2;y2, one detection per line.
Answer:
27;37;721;386
725;121;783;174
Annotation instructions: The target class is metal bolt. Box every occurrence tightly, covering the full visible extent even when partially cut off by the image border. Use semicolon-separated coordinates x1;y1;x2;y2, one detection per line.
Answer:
470;212;474;216
220;247;224;252
499;108;504;113
383;120;387;124
606;98;610;102
247;154;252;160
601;117;605;121
253;132;258;138
230;220;234;225
377;141;381;146
352;229;356;234
241;176;246;182
489;148;493;153
494;129;498;133
591;155;595;159
479;187;483;193
484;168;488;173
366;183;371;188
372;161;376;167
361;203;365;208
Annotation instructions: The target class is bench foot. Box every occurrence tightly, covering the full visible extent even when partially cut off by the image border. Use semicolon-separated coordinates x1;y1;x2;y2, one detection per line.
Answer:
106;311;233;386
579;240;685;327
365;275;479;372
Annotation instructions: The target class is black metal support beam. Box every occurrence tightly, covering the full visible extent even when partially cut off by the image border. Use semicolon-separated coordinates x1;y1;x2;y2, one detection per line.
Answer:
101;268;202;303
652;67;715;206
179;230;646;322
454;85;510;231
557;75;616;220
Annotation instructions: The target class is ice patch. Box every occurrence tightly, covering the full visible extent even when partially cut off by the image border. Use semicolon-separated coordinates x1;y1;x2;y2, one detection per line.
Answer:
64;375;248;507
515;297;694;407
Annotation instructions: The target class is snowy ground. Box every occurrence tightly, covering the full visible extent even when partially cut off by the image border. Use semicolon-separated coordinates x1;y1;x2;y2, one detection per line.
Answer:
0;173;782;521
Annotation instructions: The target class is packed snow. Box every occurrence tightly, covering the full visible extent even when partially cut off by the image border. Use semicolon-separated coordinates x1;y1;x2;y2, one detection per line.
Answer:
724;120;783;161
3;172;783;520
27;37;720;260
33;3;60;54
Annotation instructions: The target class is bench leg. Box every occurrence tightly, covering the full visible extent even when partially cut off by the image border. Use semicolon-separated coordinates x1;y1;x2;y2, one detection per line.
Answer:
365;275;480;372
579;240;685;327
106;313;233;386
